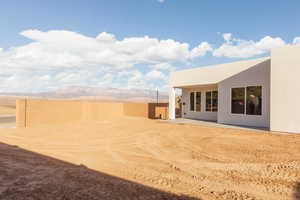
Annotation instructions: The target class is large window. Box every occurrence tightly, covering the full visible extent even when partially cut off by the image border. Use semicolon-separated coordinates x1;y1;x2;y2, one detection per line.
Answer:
190;91;201;112
246;86;262;115
205;92;212;111
231;88;245;114
206;91;218;112
231;86;262;115
190;92;195;111
212;91;218;112
195;92;201;112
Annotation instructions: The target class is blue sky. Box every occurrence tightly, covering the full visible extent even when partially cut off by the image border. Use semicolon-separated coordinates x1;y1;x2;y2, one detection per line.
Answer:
0;0;299;93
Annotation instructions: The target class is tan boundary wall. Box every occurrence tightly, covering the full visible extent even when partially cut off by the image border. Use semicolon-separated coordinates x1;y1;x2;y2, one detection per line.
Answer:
16;99;168;128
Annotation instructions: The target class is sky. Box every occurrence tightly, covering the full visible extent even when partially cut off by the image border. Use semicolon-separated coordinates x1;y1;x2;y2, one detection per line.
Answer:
0;0;299;93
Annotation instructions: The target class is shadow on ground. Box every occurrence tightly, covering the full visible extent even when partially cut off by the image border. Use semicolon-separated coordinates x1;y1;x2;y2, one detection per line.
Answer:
0;142;200;200
295;183;300;200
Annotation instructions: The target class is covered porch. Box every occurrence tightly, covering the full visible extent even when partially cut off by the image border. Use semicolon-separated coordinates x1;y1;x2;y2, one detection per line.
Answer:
169;83;218;121
165;118;268;132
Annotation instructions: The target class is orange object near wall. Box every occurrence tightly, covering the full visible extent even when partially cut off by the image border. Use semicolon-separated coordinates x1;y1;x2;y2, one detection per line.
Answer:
16;99;169;128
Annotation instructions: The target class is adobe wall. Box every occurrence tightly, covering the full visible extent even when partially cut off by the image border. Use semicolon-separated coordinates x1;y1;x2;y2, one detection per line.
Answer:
82;101;124;121
16;99;26;128
16;99;168;128
148;103;169;119
123;103;149;118
25;99;83;127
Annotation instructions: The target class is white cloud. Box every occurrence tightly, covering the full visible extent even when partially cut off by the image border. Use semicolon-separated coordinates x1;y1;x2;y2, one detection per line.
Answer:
2;29;208;70
222;33;232;43
150;63;176;71
0;29;211;92
189;42;213;58
145;70;167;80
213;34;286;58
293;37;300;45
157;0;165;3
1;29;299;93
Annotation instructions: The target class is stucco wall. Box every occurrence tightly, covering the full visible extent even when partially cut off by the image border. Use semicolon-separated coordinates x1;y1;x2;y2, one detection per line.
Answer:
270;45;300;133
123;103;148;118
16;99;168;128
182;85;218;121
218;59;271;128
16;99;26;128
170;57;269;87
148;103;169;119
82;101;124;121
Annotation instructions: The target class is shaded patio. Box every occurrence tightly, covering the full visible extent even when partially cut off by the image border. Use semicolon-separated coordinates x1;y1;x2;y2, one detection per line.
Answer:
166;118;269;132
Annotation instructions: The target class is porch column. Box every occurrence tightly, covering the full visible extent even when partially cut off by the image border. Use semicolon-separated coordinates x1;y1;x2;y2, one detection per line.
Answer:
169;87;176;120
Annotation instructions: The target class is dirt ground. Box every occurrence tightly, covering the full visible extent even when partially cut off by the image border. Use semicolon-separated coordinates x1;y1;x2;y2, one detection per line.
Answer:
0;117;300;200
0;106;15;115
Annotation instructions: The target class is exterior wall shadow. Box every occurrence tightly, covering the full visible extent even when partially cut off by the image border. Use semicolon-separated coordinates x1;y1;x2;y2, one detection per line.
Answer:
0;142;200;200
295;182;300;200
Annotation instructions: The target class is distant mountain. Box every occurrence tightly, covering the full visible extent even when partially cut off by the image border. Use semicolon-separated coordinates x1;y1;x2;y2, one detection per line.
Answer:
0;86;169;104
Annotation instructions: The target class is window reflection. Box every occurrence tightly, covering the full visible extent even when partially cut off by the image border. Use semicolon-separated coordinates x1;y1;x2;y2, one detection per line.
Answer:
231;88;245;114
246;86;262;115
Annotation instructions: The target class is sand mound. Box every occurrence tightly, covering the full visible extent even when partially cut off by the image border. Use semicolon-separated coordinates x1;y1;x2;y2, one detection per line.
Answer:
0;117;299;199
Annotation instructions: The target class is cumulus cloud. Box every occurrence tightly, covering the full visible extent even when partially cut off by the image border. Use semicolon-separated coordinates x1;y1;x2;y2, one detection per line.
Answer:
0;29;211;92
293;37;300;45
213;34;286;58
1;29;299;93
145;70;167;80
222;33;232;43
189;42;213;58
150;63;176;71
2;29;209;70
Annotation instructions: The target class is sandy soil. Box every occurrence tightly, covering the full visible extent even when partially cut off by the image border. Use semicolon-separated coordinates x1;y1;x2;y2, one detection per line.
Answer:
0;117;300;200
0;106;15;115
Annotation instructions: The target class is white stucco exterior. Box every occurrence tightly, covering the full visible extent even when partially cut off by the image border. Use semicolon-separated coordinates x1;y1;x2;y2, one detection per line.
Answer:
169;45;300;133
270;45;300;133
181;85;218;121
218;59;270;128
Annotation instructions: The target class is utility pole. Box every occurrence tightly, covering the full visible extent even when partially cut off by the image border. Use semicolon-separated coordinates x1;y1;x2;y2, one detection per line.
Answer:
156;88;159;105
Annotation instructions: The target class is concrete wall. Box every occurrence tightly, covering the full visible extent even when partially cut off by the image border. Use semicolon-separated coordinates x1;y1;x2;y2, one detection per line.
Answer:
182;85;218;121
270;45;300;133
218;59;271;128
16;99;168;128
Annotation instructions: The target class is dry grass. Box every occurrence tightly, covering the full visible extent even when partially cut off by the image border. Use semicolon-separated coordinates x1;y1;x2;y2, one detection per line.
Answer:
0;117;300;200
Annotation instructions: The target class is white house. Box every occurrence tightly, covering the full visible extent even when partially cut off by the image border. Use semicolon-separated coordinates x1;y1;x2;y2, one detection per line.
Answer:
169;45;300;134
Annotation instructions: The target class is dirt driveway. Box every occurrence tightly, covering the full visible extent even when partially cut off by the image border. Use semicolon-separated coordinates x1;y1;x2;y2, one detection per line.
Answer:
0;117;299;200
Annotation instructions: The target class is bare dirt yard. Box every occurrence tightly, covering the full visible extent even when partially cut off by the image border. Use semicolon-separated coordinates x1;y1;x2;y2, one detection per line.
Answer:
0;117;300;200
0;106;16;128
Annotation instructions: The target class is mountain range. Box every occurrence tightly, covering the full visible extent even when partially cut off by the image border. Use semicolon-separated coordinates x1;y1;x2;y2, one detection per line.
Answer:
0;86;169;106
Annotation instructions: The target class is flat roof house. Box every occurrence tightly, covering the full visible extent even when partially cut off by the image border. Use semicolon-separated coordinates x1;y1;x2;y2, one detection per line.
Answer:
169;45;300;134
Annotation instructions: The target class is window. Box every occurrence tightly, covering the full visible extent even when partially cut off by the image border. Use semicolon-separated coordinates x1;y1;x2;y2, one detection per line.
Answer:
190;92;201;112
231;86;262;115
190;92;195;111
231;88;245;114
205;92;212;111
246;86;262;115
206;91;218;112
195;92;201;112
212;91;218;112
